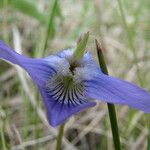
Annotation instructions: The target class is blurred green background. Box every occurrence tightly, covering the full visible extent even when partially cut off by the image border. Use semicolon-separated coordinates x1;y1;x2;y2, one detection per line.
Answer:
0;0;150;149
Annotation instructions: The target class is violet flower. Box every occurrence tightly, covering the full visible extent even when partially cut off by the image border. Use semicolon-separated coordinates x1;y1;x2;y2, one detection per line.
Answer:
0;40;150;127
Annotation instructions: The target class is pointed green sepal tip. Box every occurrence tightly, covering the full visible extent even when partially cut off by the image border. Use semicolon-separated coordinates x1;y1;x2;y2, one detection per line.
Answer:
73;32;89;61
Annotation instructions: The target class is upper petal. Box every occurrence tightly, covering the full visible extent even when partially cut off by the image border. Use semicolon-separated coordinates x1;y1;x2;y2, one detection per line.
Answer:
56;49;100;70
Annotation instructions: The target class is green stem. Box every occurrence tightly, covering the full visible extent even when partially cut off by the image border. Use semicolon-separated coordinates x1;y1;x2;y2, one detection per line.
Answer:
96;40;121;150
107;104;121;150
0;124;7;150
147;115;150;150
43;0;58;56
55;123;65;150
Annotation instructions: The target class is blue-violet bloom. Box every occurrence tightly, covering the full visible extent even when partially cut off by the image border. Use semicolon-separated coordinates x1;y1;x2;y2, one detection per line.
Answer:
0;41;150;127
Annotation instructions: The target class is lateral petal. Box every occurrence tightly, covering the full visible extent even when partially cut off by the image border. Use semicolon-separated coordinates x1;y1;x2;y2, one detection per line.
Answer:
0;41;56;86
84;72;150;113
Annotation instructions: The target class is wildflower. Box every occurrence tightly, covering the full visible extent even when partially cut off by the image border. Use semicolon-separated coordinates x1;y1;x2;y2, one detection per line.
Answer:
0;40;150;127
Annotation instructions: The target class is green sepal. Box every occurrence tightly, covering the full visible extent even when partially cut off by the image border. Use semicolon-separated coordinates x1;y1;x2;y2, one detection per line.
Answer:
73;32;89;61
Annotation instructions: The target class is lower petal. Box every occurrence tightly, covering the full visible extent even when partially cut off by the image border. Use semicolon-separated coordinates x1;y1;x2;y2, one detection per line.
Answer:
84;74;150;113
39;86;96;127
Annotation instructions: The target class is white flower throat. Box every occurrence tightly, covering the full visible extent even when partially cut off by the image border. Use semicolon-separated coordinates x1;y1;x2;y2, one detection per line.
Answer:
45;57;87;105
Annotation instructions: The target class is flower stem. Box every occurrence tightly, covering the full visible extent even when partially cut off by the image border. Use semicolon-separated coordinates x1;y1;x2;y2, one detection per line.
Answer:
147;117;150;150
55;123;65;150
96;40;121;150
0;127;7;150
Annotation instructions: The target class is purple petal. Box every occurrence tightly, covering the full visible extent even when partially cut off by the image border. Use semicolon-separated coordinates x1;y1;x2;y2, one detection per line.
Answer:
39;86;96;127
23;59;56;86
84;72;150;113
57;49;99;67
0;40;24;65
0;41;56;86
